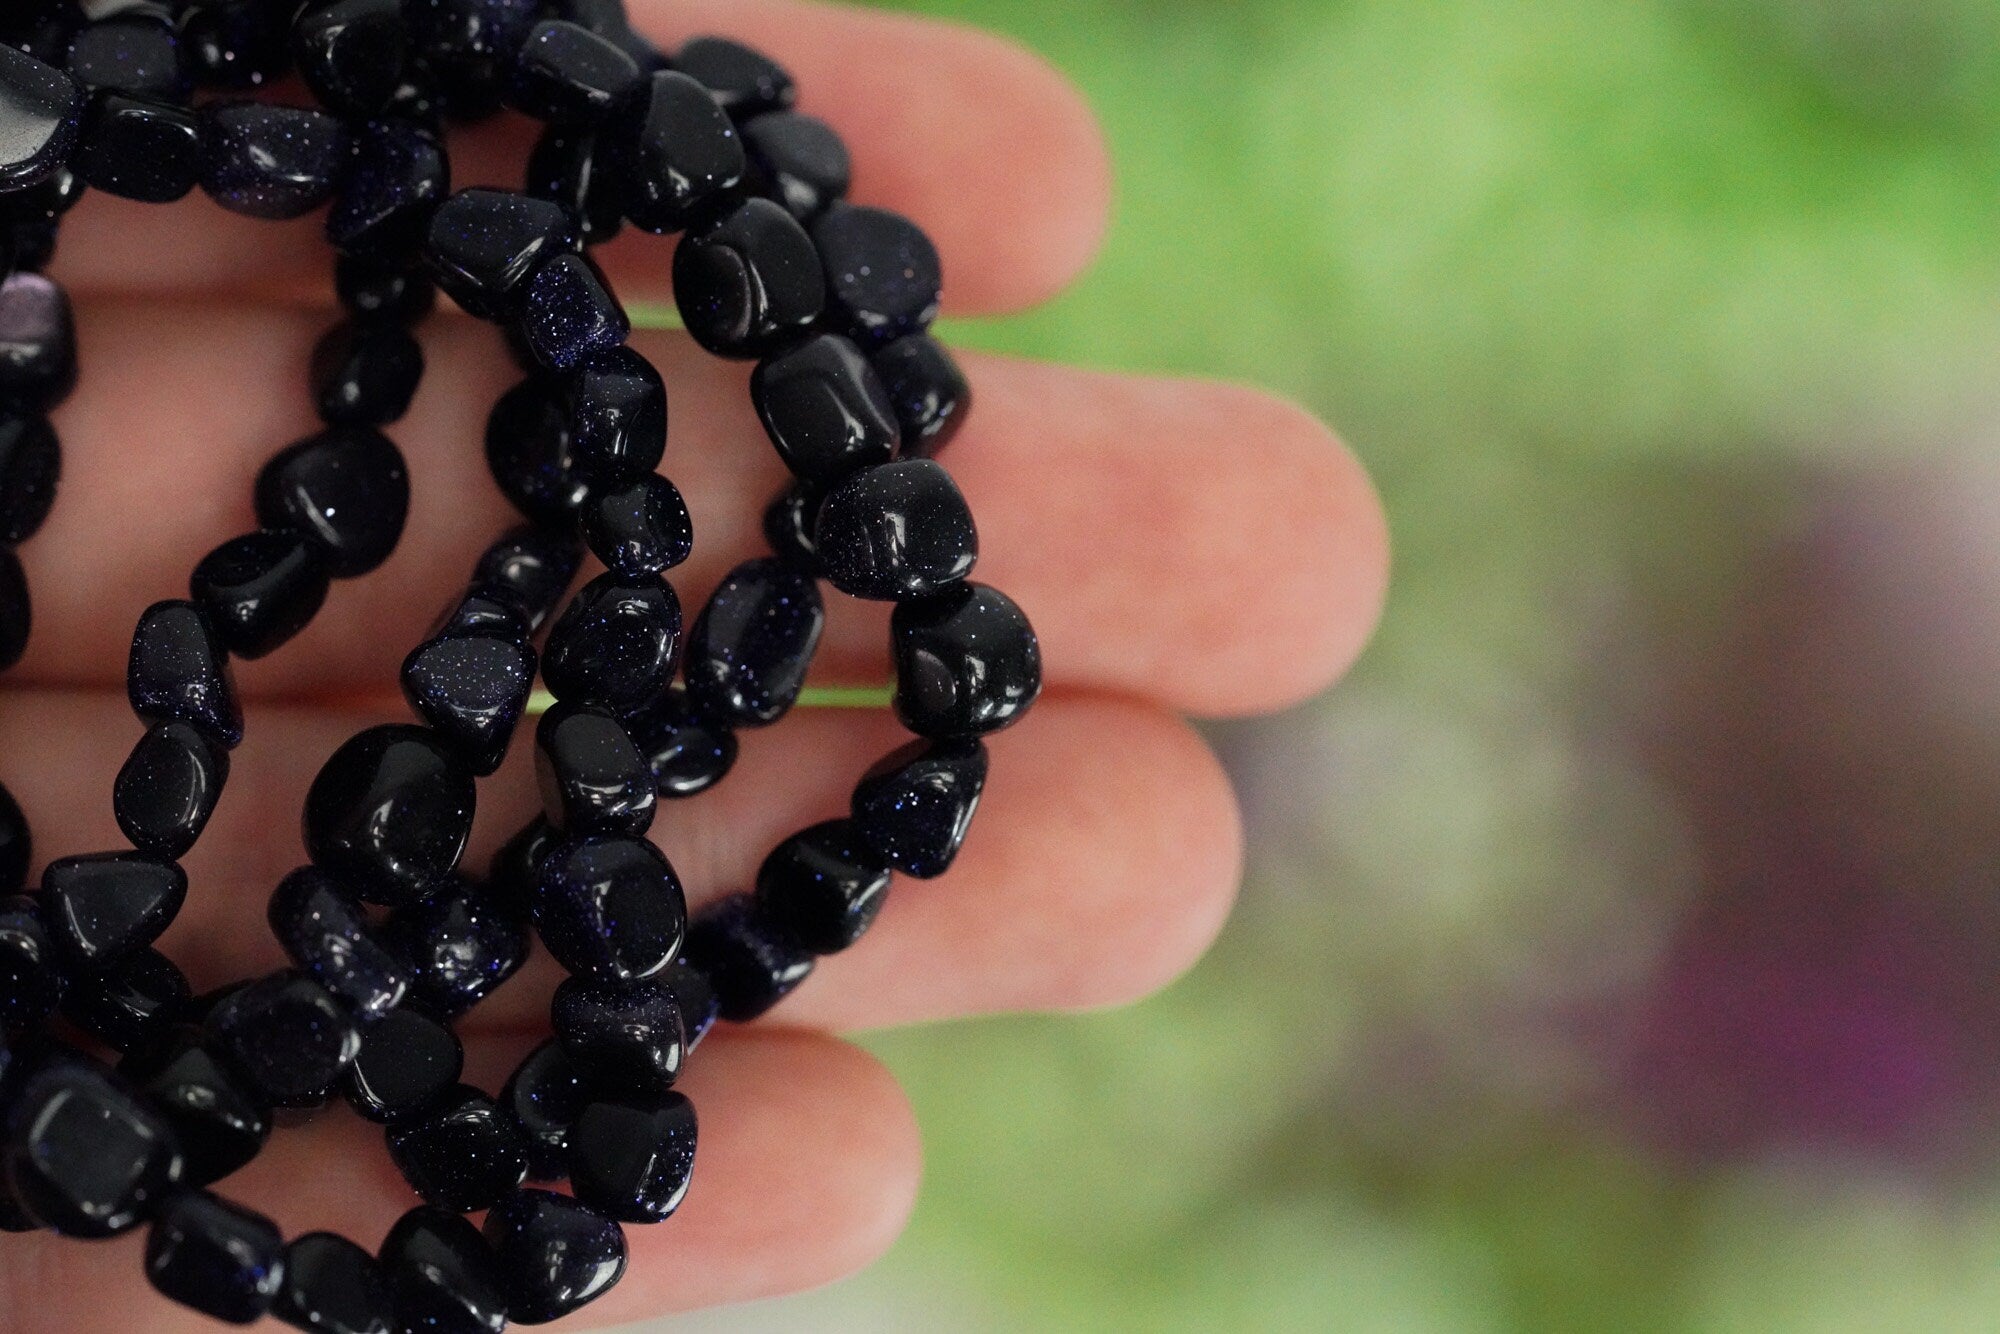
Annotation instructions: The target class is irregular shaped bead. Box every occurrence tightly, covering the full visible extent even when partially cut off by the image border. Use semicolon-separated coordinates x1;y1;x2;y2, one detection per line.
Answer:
325;118;447;260
532;834;686;982
430;588;530;646
518;250;627;372
0;549;25;672
61;947;188;1050
268;867;409;1021
2;1059;182;1237
610;69;743;233
742;110;849;219
473;525;582;631
674;196;823;359
342;1004;462;1124
402;0;537;70
144;1191;286;1324
501;1039;588;1181
583;475;691;581
275;1232;396;1334
508;19;641;125
658;959;720;1051
567;345;664;483
121;1030;270;1186
68;12;184;99
386;1085;531;1213
0;411;58;544
536;702;655;837
334;253;435;325
380;1205;508;1334
483;1189;627;1323
891;583;1041;738
113;720;228;859
305;725;475;907
553;975;683;1097
310;319;423;426
812;204;943;349
0;894;64;1029
626;687;737;798
204;972;360;1108
750;333;898;485
177;0;289;91
684;557;824;728
753;820;892;955
673;35;793;118
681;893;812;1021
254;425;410;579
129;600;241;747
197;102;349;220
873;333;971;456
424;187;576;320
541;573;681;715
761;479;823;572
41;851;186;968
525;123;622;246
399;634;536;777
555;0;664;72
292;0;408;120
384;879;529;1018
850;737;988;878
189;528;331;660
0;778;27;895
485;374;588;529
0;270;75;411
566;1092;697;1224
0;44;80;190
76;90;197;202
817;459;977;601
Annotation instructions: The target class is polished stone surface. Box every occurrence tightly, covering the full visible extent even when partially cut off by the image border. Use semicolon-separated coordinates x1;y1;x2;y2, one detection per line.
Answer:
204;972;361;1109
552;975;684;1097
77;91;198;202
625;686;738;799
386;1085;531;1213
566;1092;697;1224
674;35;793;118
812;203;944;349
525;123;623;246
41;850;187;968
384;878;529;1018
342;1003;462;1124
188;528;332;660
326;118;447;259
873;333;971;457
750;333;898;485
541;573;681;716
304;724;475;907
742;111;849;220
483;1188;628;1323
254;425;410;579
500;1039;588;1181
274;1231;396;1334
485;374;589;530
424;187;576;320
113;720;229;859
684;558;824;728
380;1204;509;1334
60;947;189;1051
473;525;582;632
3;1059;183;1237
610;69;743;233
518;250;627;372
583;474;691;580
760;479;823;573
674;196;824;358
566;345;664;483
0;894;63;1029
681;893;813;1021
0;549;25;672
69;12;186;99
197;101;349;220
293;0;409;119
400;634;537;778
536;701;656;836
268;867;410;1021
532;834;686;982
0;779;28;895
0;270;75;411
128;600;242;747
144;1190;286;1324
0;43;81;189
506;19;641;125
335;253;436;324
0;412;59;545
850;737;989;878
311;319;424;425
816;459;978;601
891;582;1042;738
121;1029;271;1187
753;819;893;955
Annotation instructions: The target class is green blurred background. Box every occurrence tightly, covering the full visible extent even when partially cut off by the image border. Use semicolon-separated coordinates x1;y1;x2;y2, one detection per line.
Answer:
686;1;2000;1328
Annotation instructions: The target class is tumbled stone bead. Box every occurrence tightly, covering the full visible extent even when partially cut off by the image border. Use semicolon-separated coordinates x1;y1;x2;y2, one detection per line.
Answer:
400;634;536;778
378;59;445;131
501;1039;587;1181
751;333;899;484
310;319;423;426
891;582;1041;738
583;475;690;582
626;686;738;799
268;867;409;1021
255;425;411;579
69;11;185;99
326;118;447;260
403;0;537;70
519;250;627;373
0;44;81;190
0;270;75;412
813;204;944;349
2;1059;183;1237
145;1190;286;1324
387;1085;531;1213
384;878;529;1018
41;850;186;968
129;600;242;747
121;1029;270;1186
525;124;622;246
113;720;228;859
275;1231;396;1334
684;558;825;729
542;573;681;715
674;35;793;118
536;702;655;838
62;947;188;1051
474;525;582;632
0;894;64;1029
484;1188;628;1323
567;344;664;483
177;0;290;91
381;1205;509;1334
77;90;198;202
292;0;408;120
485;374;589;529
342;1003;462;1124
874;333;971;457
566;1092;696;1224
553;975;683;1097
0;778;26;895
431;587;530;646
742;110;849;220
610;69;743;233
204;972;360;1108
761;479;823;573
817;459;977;601
556;0;663;72
335;253;436;325
851;737;988;878
0;549;25;673
197;101;349;220
681;893;812;1021
753;820;892;955
532;834;686;982
189;528;331;660
424;187;576;321
0;411;58;544
658;959;720;1051
508;19;641;125
305;725;475;907
674;197;823;359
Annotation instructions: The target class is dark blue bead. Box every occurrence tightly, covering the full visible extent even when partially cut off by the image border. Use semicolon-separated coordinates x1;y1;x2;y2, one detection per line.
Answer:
873;333;971;457
485;374;589;529
501;1039;588;1181
519;250;627;373
611;69;743;233
129;600;241;747
304;724;475;907
67;12;185;100
507;19;641;125
626;686;737;798
673;35;792;118
674;196;824;359
473;525;582;632
0;270;76;412
40;850;185;968
3;1058;183;1237
403;0;537;69
177;0;290;92
532;834;686;983
400;635;537;778
761;479;823;573
851;737;988;878
61;947;188;1051
681;893;812;1021
566;344;664;483
255;425;411;579
326;118;447;260
0;549;24;673
197;101;349;220
555;0;664;72
750;333;899;485
293;0;408;119
658;960;720;1051
583;474;691;580
424;187;576;321
380;1205;508;1334
311;318;423;426
77;90;197;202
753;820;891;955
430;588;530;646
566;1092;696;1224
0;44;80;189
334;253;436;325
684;557;824;728
113;720;228;859
342;1003;462;1124
275;1231;396;1334
483;1188;627;1323
189;528;332;660
268;867;409;1021
0;894;64;1029
553;975;683;1097
542;572;681;715
386;1085;531;1212
817;459;977;601
742;110;849;219
0;411;59;545
204;972;360;1108
812;204;943;349
525;123;622;245
891;583;1041;738
144;1191;286;1323
0;779;27;895
120;1029;270;1186
536;701;655;837
385;878;529;1018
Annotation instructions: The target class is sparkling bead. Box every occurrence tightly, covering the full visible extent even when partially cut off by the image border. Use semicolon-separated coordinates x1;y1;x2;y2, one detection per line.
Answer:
0;270;75;412
681;893;812;1020
674;196;823;359
501;1040;587;1181
742;110;848;220
532;834;686;982
485;375;588;529
204;972;360;1108
430;588;529;646
555;0;662;72
61;947;187;1051
325;118;447;260
610;69;743;233
507;19;641;125
566;1092;696;1224
525;123;622;246
684;557;824;728
674;35;792;118
851;737;988;878
553;975;683;1097
541;572;681;715
567;344;664;483
750;333;898;484
424;187;576;321
812;204;943;349
121;1030;270;1186
0;894;64;1029
399;634;536;778
518;250;627;372
41;850;186;968
68;11;185;100
129;600;241;747
474;525;582;632
76;91;198;202
144;1191;286;1324
761;479;823;572
177;0;290;91
483;1188;627;1323
0;549;25;672
891;583;1041;738
658;959;720;1050
384;878;529;1018
268;867;409;1021
189;528;332;660
197;101;349;220
275;1232;396;1334
254;425;411;579
0;778;26;895
380;1205;508;1334
386;1085;531;1213
402;0;537;70
2;1059;182;1238
626;686;737;798
754;820;891;955
304;724;475;907
292;0;408;120
583;474;691;581
334;253;435;325
0;44;80;189
342;1003;462;1124
0;411;58;544
536;702;655;837
112;720;228;859
817;459;977;601
310;319;423;426
873;333;971;456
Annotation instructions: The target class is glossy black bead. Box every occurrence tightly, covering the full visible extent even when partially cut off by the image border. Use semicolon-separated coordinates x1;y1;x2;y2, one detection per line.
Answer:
610;69;743;233
567;344;664;483
583;475;691;581
681;893;812;1021
754;820;891;955
684;557;824;729
485;374;589;529
508;19;641;126
68;11;184;99
761;479;823;572
532;834;686;982
60;946;187;1050
525;123;622;246
658;959;720;1050
204;972;360;1108
552;975;683;1097
874;334;971;456
751;333;899;485
335;253;436;325
626;686;738;799
500;1039;587;1181
0;895;64;1029
0;779;26;895
255;425;411;578
275;1232;396;1334
304;724;475;907
555;0;663;72
326;118;447;260
77;90;197;201
851;737;988;878
145;1190;286;1324
0;44;80;189
817;459;978;601
674;35;793;118
384;878;529;1018
378;58;445;131
342;1003;462;1124
197;101;349;220
473;525;582;632
424;187;576;321
0;411;58;544
742;111;848;220
189;528;332;659
387;1085;531;1213
403;0;538;70
40;850;185;968
381;1205;509;1334
0;270;75;412
113;720;228;859
400;634;536;778
121;1029;270;1186
0;549;25;673
129;600;241;747
484;1188;627;1324
519;250;627;373
268;867;409;1021
891;583;1041;738
2;1059;182;1237
176;0;290;91
674;196;823;359
292;0;408;119
310;319;423;426
541;573;681;715
812;204;943;349
566;1092;696;1224
535;703;654;838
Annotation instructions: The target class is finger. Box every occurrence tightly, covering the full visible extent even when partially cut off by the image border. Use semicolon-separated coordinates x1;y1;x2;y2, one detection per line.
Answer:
0;690;1241;1031
16;301;1386;719
53;0;1111;318
0;1029;919;1333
